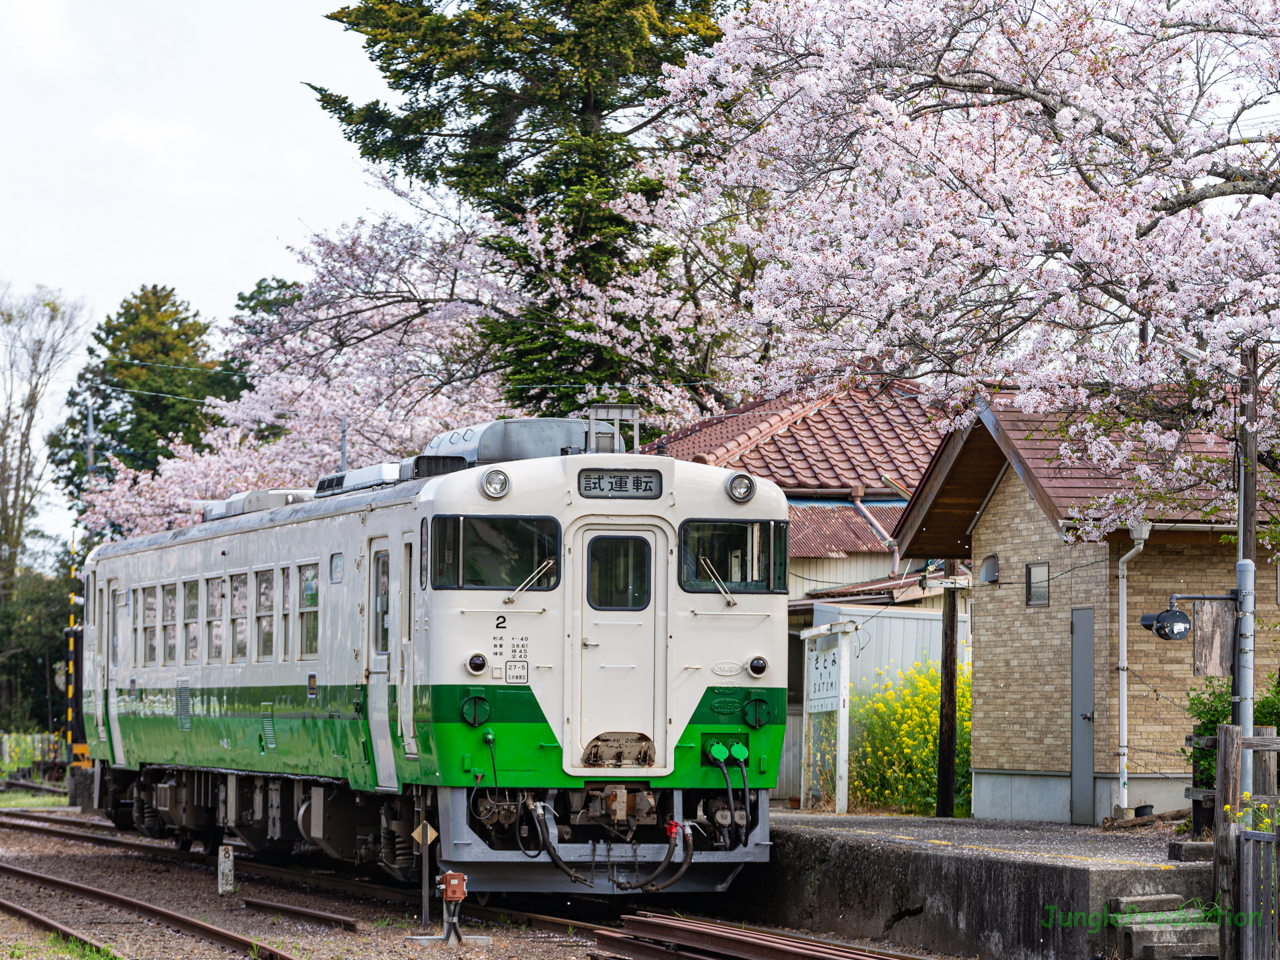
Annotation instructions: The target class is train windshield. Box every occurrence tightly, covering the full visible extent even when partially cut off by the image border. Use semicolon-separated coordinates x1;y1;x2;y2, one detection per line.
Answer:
679;520;789;594
430;516;560;590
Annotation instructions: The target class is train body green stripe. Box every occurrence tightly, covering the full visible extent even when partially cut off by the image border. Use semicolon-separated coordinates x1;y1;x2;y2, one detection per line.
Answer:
85;684;786;792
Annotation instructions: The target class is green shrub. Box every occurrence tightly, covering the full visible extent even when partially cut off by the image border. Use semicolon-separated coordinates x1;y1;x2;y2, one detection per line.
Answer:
1185;672;1280;787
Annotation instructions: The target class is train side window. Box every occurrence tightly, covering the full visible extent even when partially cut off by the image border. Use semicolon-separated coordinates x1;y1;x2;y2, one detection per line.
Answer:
206;578;224;663
430;517;459;588
330;553;344;584
161;584;178;665
230;573;249;662
679;520;790;595
142;586;158;665
420;517;429;590
256;570;275;661
280;567;291;660
374;550;390;654
183;582;200;664
772;520;790;591
299;563;319;660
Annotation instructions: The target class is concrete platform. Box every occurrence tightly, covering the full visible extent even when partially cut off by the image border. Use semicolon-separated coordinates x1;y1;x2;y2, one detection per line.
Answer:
721;812;1212;960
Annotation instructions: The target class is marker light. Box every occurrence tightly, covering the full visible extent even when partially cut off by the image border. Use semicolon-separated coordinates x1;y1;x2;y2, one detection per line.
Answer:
748;657;768;677
480;468;510;499
467;653;488;675
727;473;756;503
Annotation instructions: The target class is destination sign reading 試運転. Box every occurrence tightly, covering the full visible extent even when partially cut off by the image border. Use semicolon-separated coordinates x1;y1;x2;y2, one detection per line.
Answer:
577;469;663;499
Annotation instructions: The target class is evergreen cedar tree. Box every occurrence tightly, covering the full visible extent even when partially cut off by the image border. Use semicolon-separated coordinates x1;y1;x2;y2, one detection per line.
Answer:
310;0;725;416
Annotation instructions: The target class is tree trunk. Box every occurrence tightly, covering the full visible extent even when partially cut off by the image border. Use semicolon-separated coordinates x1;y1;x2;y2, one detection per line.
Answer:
936;558;958;818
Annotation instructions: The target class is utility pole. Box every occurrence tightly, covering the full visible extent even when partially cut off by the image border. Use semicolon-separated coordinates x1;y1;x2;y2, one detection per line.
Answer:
936;558;958;817
1239;345;1259;795
85;406;95;482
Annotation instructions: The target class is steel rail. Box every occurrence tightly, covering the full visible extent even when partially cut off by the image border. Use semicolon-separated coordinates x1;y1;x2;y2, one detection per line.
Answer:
2;779;68;795
602;914;918;960
636;913;927;960
0;812;421;905
463;903;611;935
0;816;209;864
1;810;118;830
0;894;114;955
242;896;359;931
0;860;303;960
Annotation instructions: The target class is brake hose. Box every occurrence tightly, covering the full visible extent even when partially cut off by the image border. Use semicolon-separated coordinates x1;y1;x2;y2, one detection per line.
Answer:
532;799;592;886
730;742;753;846
707;743;741;849
614;820;679;891
644;822;694;893
735;756;757;843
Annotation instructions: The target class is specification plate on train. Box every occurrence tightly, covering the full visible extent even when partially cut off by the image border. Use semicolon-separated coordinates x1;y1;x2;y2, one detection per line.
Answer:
578;469;662;499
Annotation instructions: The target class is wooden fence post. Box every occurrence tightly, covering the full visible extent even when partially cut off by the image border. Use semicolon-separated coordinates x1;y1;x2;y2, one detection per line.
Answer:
1217;724;1243;960
1255;726;1277;798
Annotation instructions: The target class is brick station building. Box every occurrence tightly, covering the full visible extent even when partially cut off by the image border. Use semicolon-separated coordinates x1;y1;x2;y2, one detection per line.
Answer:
893;401;1277;825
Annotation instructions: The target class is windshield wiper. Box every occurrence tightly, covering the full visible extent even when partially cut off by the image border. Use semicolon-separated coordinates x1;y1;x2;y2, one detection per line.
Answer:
700;556;738;607
504;558;555;605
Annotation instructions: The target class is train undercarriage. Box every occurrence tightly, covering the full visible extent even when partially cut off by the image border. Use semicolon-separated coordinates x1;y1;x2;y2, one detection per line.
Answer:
90;764;770;893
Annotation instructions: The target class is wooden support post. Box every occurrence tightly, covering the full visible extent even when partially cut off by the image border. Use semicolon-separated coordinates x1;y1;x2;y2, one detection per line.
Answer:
937;558;958;818
1255;726;1277;798
1219;822;1243;960
1216;723;1242;960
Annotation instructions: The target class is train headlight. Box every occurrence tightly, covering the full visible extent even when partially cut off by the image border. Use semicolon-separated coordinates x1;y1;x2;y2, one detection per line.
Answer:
726;473;755;503
467;653;488;675
747;657;768;677
480;468;510;499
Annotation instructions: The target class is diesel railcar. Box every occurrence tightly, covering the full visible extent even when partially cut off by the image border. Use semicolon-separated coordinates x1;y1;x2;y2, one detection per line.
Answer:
81;416;789;893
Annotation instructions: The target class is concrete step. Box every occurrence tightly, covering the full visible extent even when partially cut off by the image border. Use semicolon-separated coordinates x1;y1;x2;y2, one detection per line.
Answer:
1111;894;1196;914
1139;946;1217;960
1168;841;1214;862
1123;920;1218;959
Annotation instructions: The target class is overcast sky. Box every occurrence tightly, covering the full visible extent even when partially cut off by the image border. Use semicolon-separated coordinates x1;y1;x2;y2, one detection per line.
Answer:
0;1;400;546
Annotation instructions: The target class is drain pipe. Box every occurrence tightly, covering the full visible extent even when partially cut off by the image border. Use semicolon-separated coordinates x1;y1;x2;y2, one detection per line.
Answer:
1118;522;1151;811
852;499;899;575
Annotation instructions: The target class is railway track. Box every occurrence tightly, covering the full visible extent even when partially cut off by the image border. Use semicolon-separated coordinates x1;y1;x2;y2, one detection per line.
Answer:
596;913;929;960
0;811;932;960
0;860;303;960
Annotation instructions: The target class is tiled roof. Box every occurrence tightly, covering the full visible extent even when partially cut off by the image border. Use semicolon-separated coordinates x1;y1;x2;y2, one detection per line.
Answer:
788;502;885;557
893;396;1246;559
648;386;940;495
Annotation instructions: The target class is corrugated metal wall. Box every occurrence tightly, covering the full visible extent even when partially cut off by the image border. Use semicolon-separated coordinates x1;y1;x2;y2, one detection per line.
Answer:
771;603;971;801
787;555;893;600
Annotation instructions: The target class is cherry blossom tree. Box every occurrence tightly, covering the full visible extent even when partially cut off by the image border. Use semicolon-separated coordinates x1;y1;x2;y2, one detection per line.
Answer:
623;0;1280;540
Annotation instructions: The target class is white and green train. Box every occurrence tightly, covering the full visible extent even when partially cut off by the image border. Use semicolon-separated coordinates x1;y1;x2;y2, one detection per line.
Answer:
82;416;789;893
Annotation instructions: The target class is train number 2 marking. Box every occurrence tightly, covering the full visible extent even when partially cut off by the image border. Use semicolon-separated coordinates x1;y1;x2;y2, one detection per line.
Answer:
495;615;507;630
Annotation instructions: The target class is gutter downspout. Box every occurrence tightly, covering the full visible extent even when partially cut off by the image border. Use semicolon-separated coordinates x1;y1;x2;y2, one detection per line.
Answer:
852;498;900;576
1118;522;1151;811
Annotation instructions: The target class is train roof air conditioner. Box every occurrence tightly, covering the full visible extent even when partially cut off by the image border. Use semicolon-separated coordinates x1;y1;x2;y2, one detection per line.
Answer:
313;462;401;498
200;489;313;522
420;416;628;469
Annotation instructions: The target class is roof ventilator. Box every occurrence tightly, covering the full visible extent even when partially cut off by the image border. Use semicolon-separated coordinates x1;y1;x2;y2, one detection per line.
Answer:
314;462;401;498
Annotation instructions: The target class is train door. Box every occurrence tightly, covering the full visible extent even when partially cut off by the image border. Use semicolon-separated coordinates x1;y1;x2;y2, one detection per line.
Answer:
575;526;667;766
398;533;418;756
106;587;126;765
366;538;399;790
